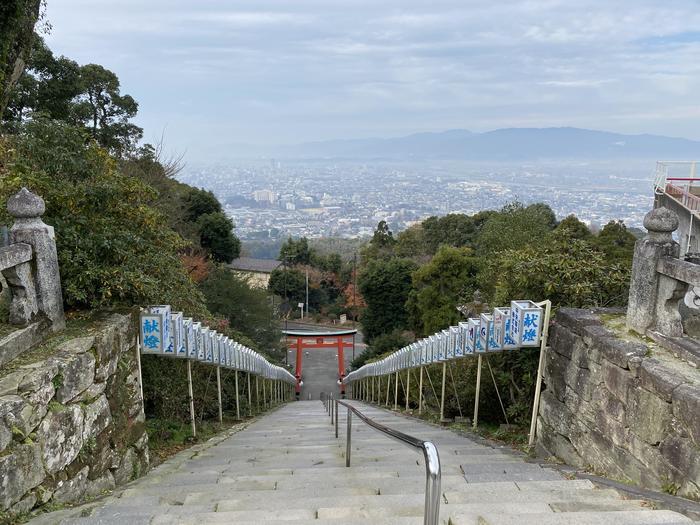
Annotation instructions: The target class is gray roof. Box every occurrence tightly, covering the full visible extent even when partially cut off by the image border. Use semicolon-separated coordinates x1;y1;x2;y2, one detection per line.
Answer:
229;257;281;273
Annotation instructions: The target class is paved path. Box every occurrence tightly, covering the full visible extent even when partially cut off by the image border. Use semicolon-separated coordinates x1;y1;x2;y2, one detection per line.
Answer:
31;401;694;524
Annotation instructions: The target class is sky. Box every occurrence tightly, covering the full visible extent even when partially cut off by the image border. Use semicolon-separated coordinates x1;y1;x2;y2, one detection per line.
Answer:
44;0;700;161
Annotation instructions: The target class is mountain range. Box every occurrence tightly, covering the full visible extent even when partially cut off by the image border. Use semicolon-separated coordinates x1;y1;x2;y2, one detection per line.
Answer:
271;127;700;161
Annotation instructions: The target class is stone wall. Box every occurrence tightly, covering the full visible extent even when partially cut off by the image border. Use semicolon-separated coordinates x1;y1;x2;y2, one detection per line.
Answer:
537;308;700;500
0;311;149;518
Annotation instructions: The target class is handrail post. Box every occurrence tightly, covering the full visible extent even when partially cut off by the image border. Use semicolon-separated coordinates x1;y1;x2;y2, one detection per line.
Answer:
345;408;352;467
422;442;441;525
335;399;339;438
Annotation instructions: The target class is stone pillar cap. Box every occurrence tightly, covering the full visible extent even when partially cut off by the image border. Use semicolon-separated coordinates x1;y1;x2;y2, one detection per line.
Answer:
644;207;678;233
7;188;45;218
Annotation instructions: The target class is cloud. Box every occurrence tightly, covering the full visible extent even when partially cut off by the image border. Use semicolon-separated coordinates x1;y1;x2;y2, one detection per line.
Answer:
43;0;700;159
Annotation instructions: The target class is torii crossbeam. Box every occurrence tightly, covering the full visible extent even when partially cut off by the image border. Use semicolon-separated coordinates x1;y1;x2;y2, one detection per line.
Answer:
282;328;357;399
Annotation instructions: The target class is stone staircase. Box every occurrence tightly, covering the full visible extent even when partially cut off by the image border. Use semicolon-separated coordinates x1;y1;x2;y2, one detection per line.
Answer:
29;401;696;525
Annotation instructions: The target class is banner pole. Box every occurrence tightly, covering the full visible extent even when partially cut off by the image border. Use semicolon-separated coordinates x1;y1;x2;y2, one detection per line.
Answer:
394;371;399;410
418;366;424;415
440;361;447;422
405;369;411;411
235;370;241;420
187;360;196;438
473;354;482;429
216;366;223;423
247;373;252;416
529;300;552;447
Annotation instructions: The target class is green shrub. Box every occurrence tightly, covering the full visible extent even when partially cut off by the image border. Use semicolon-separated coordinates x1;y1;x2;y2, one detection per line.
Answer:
0;119;205;315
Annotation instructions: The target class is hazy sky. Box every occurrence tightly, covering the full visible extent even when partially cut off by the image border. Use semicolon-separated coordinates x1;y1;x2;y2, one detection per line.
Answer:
45;0;700;160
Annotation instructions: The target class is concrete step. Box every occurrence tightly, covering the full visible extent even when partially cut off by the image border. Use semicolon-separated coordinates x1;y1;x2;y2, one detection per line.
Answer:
28;401;694;525
449;510;693;525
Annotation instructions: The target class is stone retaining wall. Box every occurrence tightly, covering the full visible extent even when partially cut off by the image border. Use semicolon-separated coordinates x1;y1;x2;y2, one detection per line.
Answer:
537;308;700;500
0;311;148;518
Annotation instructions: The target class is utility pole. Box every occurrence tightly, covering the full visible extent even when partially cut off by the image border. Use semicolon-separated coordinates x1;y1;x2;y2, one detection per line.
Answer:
305;268;309;320
352;253;357;324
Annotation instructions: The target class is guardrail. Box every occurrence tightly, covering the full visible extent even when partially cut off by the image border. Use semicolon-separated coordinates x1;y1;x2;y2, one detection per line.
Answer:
321;393;441;525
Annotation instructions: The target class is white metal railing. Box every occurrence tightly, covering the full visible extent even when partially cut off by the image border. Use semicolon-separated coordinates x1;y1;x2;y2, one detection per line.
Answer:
321;393;441;525
654;160;700;195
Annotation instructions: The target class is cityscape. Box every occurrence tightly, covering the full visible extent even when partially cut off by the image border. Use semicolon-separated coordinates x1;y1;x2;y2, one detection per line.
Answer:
178;159;654;241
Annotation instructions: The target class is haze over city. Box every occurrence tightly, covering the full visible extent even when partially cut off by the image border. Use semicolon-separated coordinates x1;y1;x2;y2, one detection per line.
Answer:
39;1;700;241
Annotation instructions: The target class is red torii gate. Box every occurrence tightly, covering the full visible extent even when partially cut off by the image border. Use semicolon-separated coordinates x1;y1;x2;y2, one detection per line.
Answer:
283;329;357;399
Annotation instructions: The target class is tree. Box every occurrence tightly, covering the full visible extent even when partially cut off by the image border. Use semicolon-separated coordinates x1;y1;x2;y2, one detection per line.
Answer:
0;0;42;116
200;267;279;349
593;220;637;265
268;267;306;306
407;246;478;335
358;257;417;342
395;224;426;258
371;220;395;248
555;214;591;240
279;236;312;265
186;187;222;221
0;118;206;314
422;213;483;253
5;36;81;121
197;212;241;263
70;63;143;156
477;202;557;255
479;230;630;309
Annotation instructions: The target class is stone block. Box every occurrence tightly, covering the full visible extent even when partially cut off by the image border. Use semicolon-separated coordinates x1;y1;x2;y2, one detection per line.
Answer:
9;492;36;516
659;435;700;486
543;348;569;402
17;361;59;394
549;324;577;359
602;359;636;404
639;358;687;402
84;471;115;499
83;394;112;441
594;407;627;448
113;447;138;486
536;417;582;466
562;387;596;425
0;443;45;511
52;352;95;403
565;365;597;402
1;394;46;439
0;322;45;368
36;404;84;475
582;324;613;350
74;381;107;403
554;308;602;335
672;384;700;445
598;337;647;369
538;391;573;436
0;371;25;396
57;336;95;355
93;321;119;367
52;466;89;505
627;385;673;445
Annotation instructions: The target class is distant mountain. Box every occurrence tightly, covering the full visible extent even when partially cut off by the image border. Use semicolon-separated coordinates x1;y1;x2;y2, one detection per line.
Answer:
276;127;700;161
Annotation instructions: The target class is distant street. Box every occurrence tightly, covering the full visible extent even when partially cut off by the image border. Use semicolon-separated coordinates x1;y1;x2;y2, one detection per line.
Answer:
280;320;367;400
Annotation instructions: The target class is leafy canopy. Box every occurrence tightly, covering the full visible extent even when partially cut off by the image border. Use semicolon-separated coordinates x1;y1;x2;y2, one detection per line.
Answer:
0;119;205;314
358;257;417;342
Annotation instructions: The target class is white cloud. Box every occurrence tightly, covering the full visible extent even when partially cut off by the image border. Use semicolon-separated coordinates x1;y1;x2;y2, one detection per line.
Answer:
42;0;700;157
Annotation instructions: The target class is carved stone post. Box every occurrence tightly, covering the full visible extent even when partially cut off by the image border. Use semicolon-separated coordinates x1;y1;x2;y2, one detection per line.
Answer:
626;207;679;335
7;188;65;331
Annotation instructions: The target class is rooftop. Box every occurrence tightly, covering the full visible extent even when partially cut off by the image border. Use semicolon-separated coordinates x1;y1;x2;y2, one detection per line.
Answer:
229;257;281;273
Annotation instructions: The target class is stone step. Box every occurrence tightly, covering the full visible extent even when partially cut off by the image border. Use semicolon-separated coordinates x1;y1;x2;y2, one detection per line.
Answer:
443;488;627;504
29;401;694;525
449;510;693;525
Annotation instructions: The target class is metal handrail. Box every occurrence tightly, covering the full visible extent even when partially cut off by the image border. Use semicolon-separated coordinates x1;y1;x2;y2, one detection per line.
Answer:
321;394;441;525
